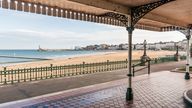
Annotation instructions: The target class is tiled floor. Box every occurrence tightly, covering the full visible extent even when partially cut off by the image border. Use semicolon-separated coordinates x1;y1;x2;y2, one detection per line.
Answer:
1;71;192;108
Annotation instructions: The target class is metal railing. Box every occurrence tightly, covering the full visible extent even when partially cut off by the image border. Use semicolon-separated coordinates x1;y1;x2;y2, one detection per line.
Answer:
150;55;186;64
131;55;186;76
132;60;150;77
0;59;131;85
0;55;186;85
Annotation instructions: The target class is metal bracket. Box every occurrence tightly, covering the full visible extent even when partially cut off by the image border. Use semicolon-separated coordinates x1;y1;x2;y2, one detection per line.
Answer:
100;0;174;27
179;25;192;39
131;0;174;26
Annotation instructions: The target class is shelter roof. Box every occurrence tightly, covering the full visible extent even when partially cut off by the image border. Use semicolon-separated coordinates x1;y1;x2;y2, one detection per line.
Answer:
1;0;191;31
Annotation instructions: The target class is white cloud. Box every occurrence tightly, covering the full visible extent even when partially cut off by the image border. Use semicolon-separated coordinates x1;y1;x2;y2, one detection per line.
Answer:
0;27;186;49
0;29;81;39
133;30;185;43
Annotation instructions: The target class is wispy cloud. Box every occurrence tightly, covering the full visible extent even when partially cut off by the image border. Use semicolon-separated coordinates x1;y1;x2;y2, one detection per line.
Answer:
0;29;81;39
0;28;185;45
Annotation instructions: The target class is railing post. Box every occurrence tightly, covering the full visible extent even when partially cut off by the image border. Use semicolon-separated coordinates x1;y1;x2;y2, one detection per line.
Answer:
148;60;151;75
18;69;20;83
24;68;26;82
92;63;94;73
11;69;13;84
56;66;58;77
132;65;135;77
76;64;78;75
107;60;109;71
83;62;85;74
41;67;43;79
35;67;37;80
126;59;128;68
155;58;157;64
50;64;53;78
30;68;32;81
86;64;89;74
4;67;7;84
45;66;48;79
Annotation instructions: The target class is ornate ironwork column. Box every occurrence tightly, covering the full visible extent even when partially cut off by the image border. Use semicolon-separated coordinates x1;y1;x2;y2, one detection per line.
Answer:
178;25;192;80
185;27;191;79
126;15;134;101
100;0;174;101
161;25;192;79
126;0;174;101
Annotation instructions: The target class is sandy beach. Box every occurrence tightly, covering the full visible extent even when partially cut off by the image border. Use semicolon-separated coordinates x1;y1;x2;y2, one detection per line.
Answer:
0;50;179;70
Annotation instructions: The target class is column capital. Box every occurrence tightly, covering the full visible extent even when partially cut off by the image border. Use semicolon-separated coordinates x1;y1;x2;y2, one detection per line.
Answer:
187;24;192;29
126;26;134;34
186;35;191;40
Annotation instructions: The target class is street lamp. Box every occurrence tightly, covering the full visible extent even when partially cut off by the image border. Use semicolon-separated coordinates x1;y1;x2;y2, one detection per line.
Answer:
140;40;150;66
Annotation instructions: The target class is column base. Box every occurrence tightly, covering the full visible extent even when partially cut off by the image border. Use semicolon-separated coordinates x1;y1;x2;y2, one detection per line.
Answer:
126;88;133;101
185;72;190;80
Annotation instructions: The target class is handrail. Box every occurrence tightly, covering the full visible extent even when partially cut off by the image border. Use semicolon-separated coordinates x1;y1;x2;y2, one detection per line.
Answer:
132;60;150;77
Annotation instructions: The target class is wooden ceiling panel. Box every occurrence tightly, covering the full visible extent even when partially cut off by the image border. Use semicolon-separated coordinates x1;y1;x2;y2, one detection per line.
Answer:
151;0;192;25
107;0;159;7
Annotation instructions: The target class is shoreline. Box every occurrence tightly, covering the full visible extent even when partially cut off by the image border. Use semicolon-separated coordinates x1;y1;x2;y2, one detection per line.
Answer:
0;50;117;67
0;50;180;70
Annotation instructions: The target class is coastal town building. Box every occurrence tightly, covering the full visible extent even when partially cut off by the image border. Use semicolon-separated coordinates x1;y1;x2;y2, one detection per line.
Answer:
108;45;119;50
76;40;187;51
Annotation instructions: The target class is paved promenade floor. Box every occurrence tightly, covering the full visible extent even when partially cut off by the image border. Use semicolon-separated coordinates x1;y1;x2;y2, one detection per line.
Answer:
1;71;192;108
0;61;186;104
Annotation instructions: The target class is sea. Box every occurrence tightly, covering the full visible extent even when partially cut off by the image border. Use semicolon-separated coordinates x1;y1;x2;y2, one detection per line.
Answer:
0;50;112;66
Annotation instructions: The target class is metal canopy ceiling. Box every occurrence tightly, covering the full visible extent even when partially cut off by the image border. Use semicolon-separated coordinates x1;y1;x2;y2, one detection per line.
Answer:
0;0;191;31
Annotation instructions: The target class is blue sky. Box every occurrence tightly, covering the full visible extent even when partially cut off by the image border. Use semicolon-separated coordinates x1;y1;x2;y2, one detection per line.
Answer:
0;8;185;49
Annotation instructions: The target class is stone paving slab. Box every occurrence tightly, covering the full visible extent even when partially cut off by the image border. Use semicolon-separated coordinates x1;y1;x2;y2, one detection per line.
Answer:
1;71;192;108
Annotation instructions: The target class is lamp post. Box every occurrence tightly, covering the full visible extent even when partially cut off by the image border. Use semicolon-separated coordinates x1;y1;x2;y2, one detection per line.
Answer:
174;45;180;61
140;40;150;66
143;40;147;56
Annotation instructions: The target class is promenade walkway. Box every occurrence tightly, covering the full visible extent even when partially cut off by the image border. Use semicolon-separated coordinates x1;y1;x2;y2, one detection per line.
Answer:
1;71;191;108
0;61;188;107
0;61;185;104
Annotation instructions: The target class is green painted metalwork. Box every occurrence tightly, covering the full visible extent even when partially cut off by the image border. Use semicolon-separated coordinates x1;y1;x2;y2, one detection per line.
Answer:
0;56;186;85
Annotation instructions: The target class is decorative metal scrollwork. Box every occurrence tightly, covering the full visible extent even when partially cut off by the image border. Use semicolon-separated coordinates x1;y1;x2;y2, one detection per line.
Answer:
126;26;134;34
179;24;192;39
131;0;174;26
100;0;174;27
